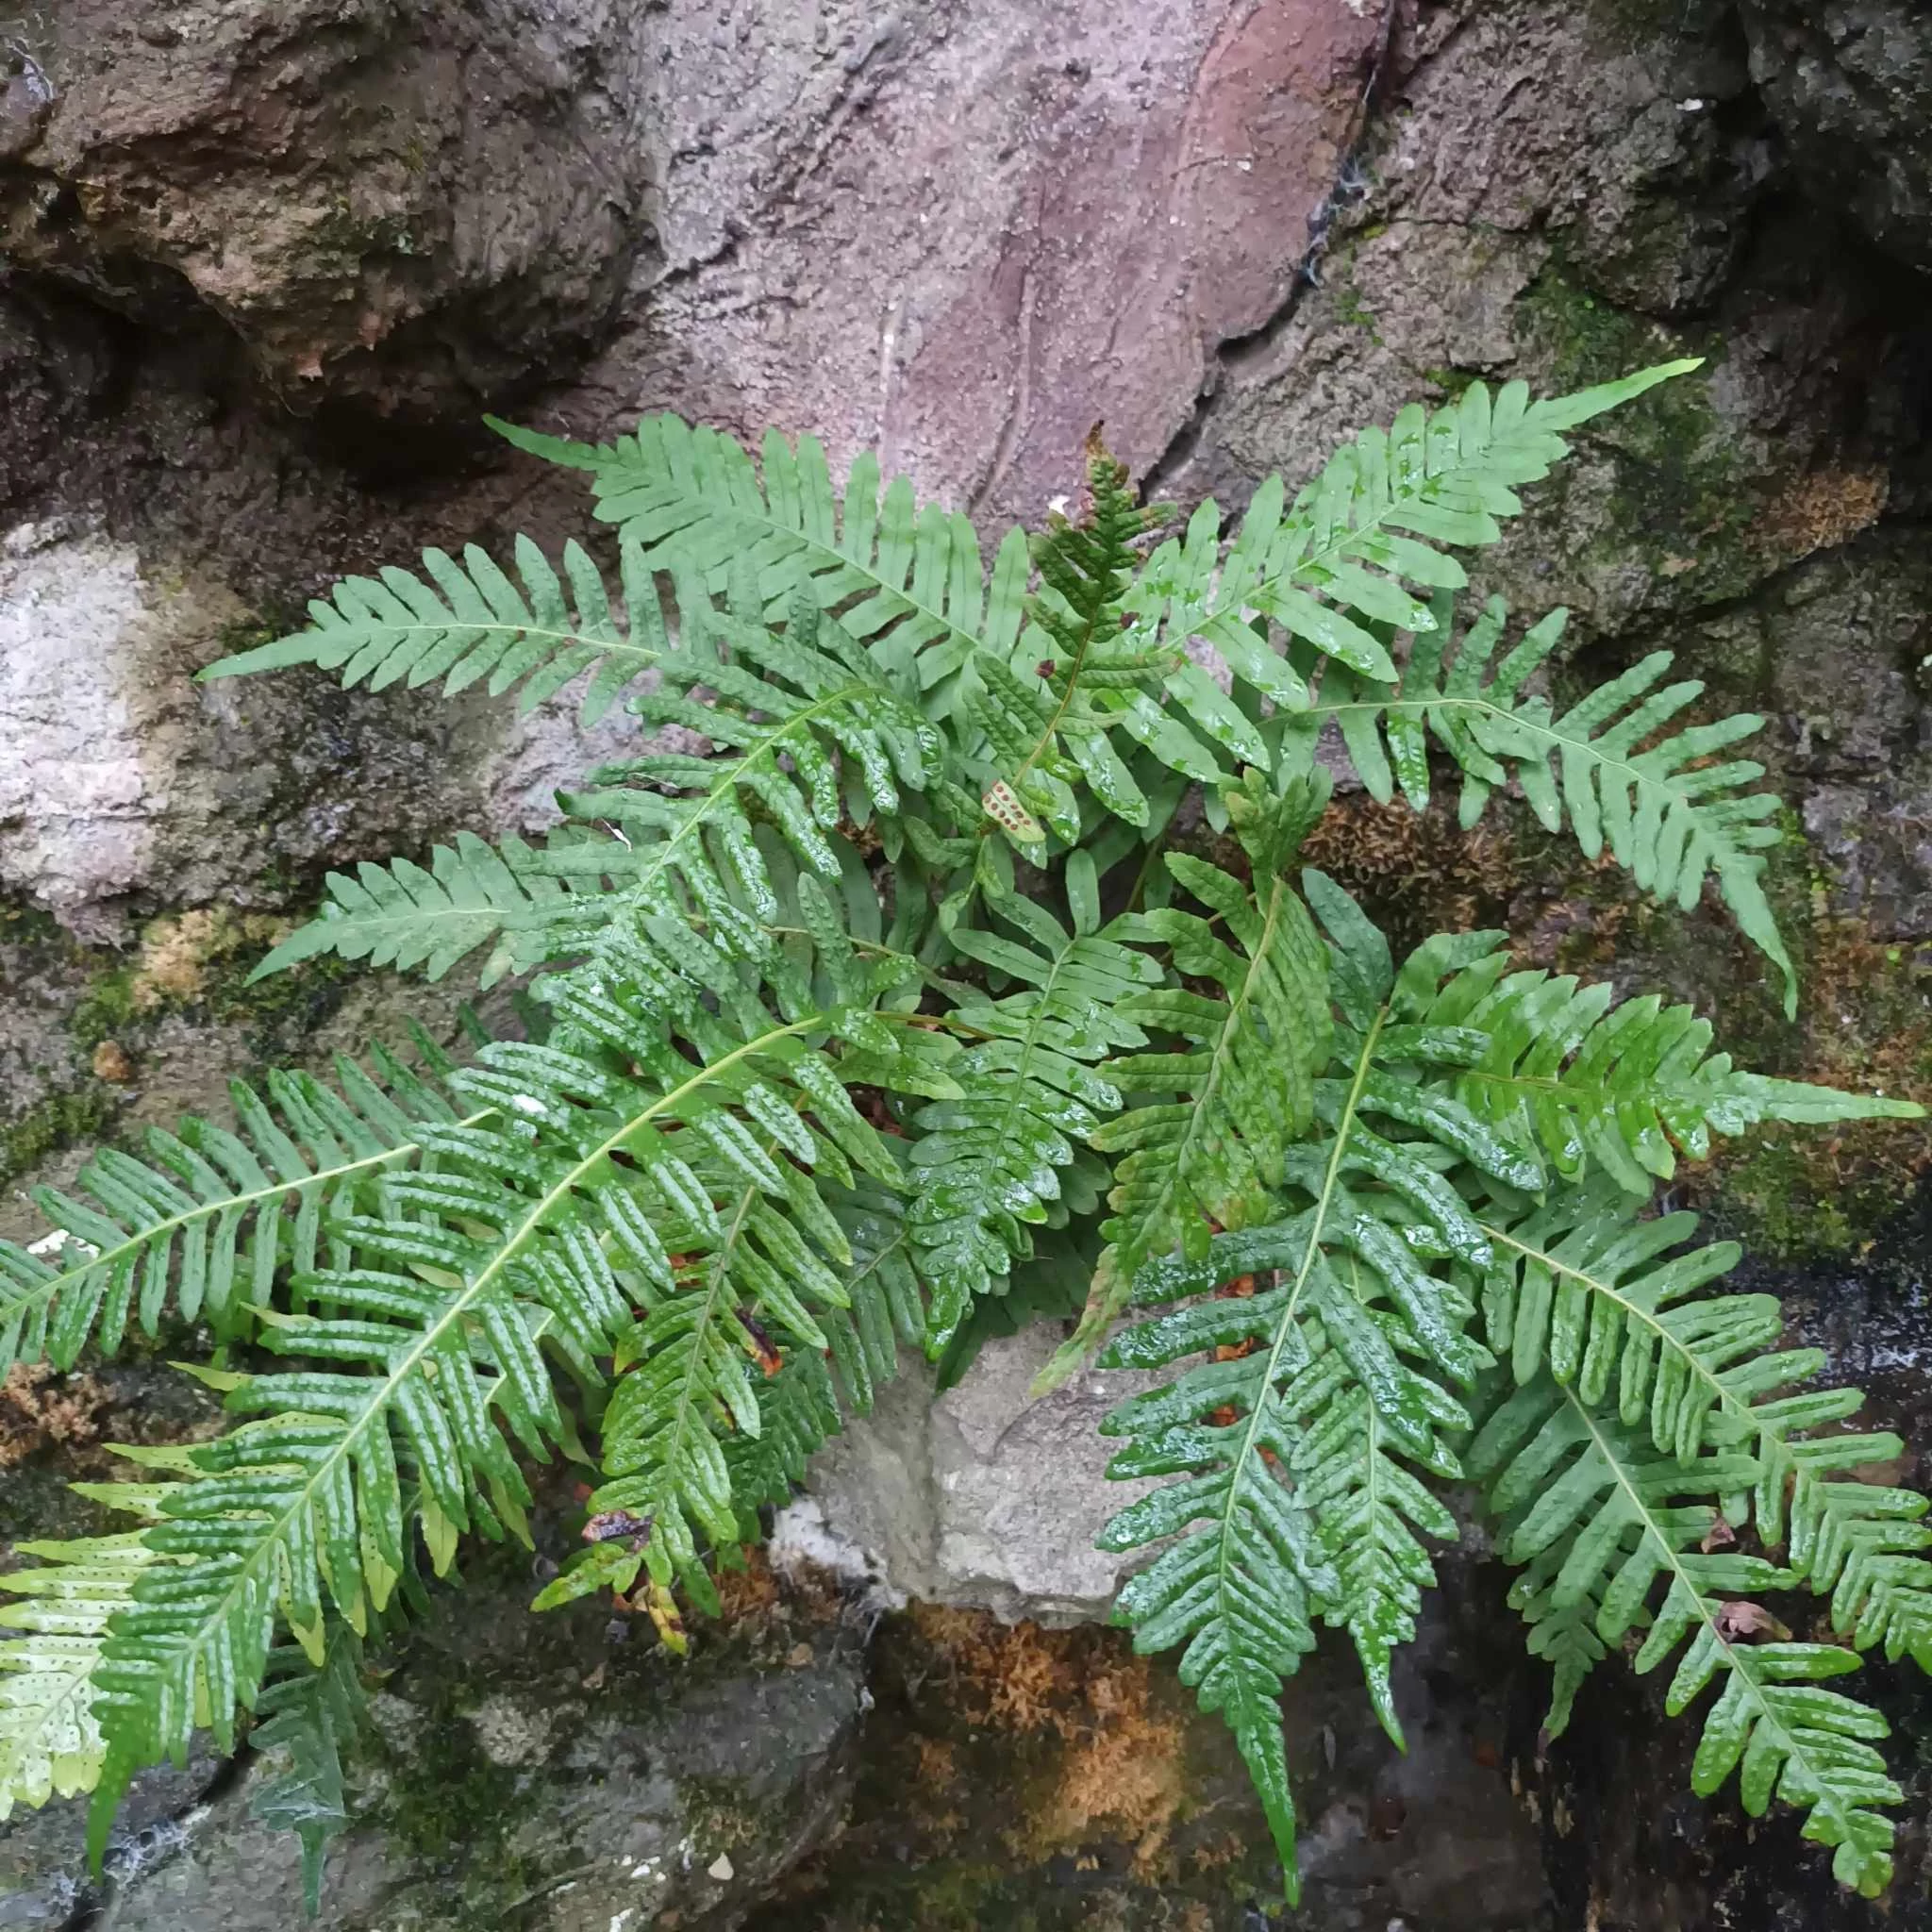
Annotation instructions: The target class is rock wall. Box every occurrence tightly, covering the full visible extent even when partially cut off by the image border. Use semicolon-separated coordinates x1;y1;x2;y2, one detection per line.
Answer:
2;0;1930;1926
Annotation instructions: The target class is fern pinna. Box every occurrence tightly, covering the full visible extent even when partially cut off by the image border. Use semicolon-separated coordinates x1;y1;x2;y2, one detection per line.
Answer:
1;360;1924;1910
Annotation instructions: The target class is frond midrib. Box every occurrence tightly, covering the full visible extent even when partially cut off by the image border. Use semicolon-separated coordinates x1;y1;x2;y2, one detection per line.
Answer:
1283;425;1557;594
1127;873;1298;1255
1001;562;1122;799
1215;1009;1387;1630
956;934;1104;1204
327;619;658;670
7;1108;496;1360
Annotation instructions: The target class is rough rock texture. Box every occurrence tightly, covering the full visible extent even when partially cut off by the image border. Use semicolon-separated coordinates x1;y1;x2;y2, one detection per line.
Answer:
2;0;658;422
568;0;1386;525
3;0;1932;1924
2;0;1384;513
1740;0;1932;274
0;515;640;940
0;1545;867;1932
784;1327;1160;1624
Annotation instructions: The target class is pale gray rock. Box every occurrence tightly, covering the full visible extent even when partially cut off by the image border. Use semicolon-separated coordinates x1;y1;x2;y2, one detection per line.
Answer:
791;1325;1159;1624
0;517;644;939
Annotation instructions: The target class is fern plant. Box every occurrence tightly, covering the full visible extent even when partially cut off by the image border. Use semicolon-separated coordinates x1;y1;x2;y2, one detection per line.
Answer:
3;361;1925;1911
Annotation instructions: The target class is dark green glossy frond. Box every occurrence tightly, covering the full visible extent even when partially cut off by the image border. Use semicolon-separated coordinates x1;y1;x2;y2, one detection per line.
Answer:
1294;1374;1456;1747
1287;591;1797;1010
818;1179;928;1418
0;1047;466;1373
1096;1243;1337;1899
1379;933;1918;1194
1470;1377;1907;1897
57;911;950;1850
201;533;664;723
1091;977;1534;1883
553;1171;930;1610
248;1628;367;1914
933;1230;1096;1393
907;890;1158;1348
1084;773;1335;1298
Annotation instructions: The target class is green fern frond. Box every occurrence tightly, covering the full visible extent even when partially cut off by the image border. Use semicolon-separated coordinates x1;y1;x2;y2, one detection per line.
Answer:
254;584;942;988
934;1229;1097;1393
554;1166;930;1607
1095;1243;1338;1897
1294;1372;1457;1748
201;533;665;724
76;1414;455;1870
491;413;1032;713
1091;978;1537;1883
720;1350;848;1531
0;1530;173;1819
576;582;941;870
1380;932;1918;1193
1051;819;1551;1390
1505;1541;1611;1741
0;1047;468;1373
818;1179;928;1417
1471;1377;1906;1897
561;1146;864;1601
907;889;1158;1348
65;908;950;1841
1287;591;1798;1009
964;437;1208;844
246;831;596;988
1131;360;1702;712
1476;1186;1932;1673
1087;772;1335;1276
716;1180;929;1526
247;1627;367;1915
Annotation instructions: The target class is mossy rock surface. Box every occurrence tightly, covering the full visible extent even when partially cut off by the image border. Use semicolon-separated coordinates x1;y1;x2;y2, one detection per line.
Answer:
0;1537;866;1932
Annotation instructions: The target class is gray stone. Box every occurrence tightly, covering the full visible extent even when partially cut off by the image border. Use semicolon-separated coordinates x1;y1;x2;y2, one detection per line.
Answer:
0;1560;867;1932
788;1325;1158;1625
0;516;643;941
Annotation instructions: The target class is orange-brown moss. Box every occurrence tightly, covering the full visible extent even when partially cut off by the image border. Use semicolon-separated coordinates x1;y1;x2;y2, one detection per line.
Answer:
1300;792;1524;949
1759;467;1889;561
905;1606;1190;1873
0;1362;113;1469
130;907;291;1009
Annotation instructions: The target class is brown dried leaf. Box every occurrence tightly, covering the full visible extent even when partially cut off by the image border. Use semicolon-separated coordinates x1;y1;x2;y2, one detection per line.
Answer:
1714;1600;1791;1642
1701;1512;1738;1554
